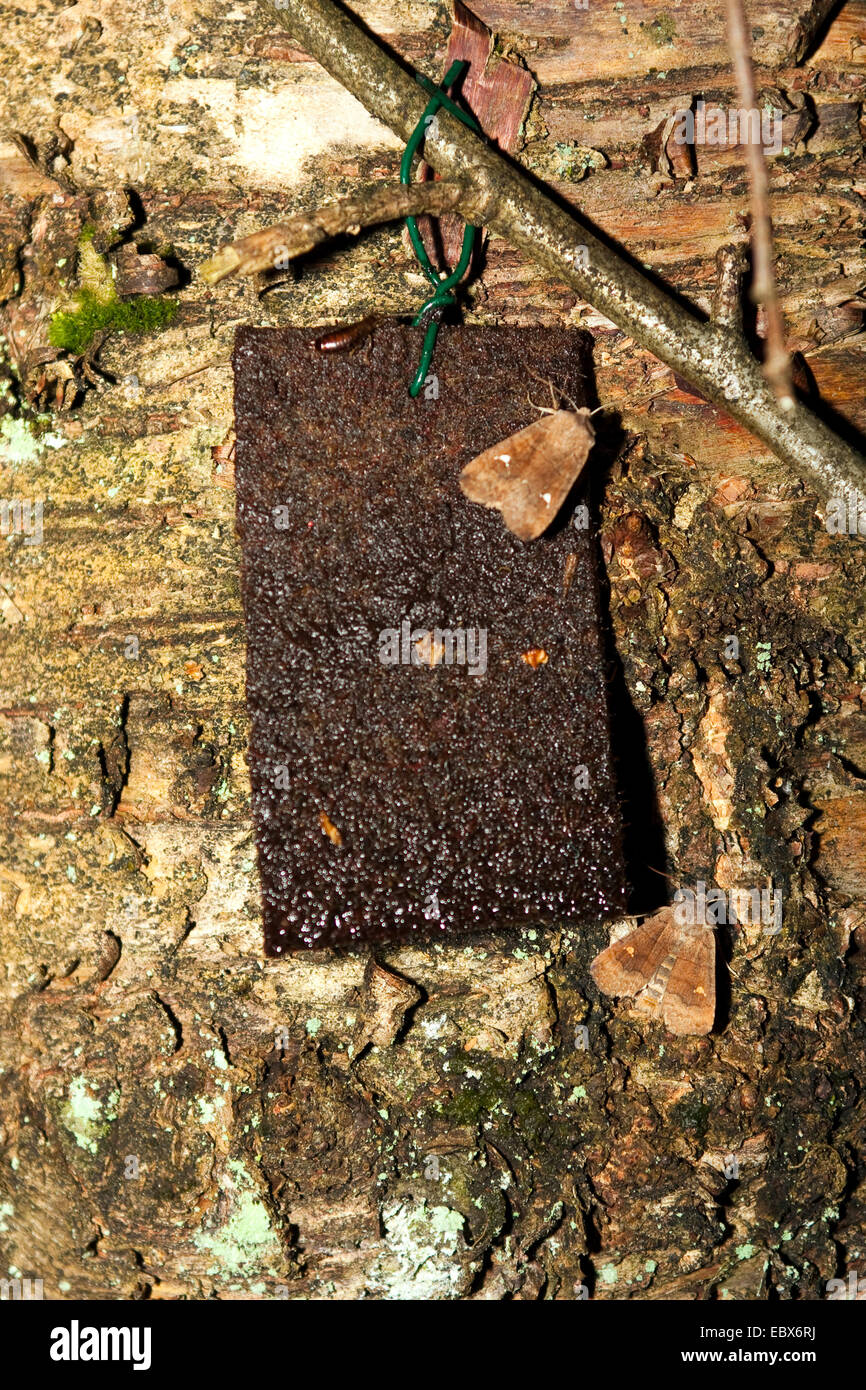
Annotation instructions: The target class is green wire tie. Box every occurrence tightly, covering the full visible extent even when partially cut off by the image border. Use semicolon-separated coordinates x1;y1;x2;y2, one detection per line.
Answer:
402;61;480;397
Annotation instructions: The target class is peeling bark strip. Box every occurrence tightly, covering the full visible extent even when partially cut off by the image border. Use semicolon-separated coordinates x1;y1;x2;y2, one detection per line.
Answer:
233;324;626;952
413;0;535;267
260;0;866;502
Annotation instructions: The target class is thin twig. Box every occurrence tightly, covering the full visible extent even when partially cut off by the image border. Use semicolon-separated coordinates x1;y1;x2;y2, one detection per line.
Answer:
244;0;866;504
725;0;793;410
201;180;467;284
712;245;747;333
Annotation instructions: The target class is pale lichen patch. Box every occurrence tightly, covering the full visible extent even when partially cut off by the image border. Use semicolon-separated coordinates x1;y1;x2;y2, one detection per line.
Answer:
193;1159;283;1277
368;1198;475;1300
61;1076;118;1154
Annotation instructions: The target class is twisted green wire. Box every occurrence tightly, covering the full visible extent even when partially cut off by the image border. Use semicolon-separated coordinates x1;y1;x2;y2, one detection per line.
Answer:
401;62;480;396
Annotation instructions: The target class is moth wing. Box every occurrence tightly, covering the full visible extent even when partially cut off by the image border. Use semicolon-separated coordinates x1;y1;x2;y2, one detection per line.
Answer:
505;411;594;538
660;925;716;1036
459;409;594;541
590;909;679;999
459;414;558;536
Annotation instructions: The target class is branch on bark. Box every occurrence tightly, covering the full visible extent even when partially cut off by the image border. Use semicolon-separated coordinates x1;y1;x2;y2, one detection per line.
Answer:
219;0;866;504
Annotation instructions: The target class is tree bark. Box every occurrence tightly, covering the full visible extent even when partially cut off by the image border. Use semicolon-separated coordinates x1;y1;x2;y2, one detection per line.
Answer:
0;0;864;1300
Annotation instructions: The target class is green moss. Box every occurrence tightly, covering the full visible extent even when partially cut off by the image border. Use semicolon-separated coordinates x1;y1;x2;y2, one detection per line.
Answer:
445;1082;504;1125
512;1086;548;1143
648;13;676;45
48;233;177;355
442;1066;549;1145
49;288;177;356
671;1094;711;1136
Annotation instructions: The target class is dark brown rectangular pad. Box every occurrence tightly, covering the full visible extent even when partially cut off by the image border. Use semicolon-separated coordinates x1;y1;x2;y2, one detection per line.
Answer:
233;324;627;954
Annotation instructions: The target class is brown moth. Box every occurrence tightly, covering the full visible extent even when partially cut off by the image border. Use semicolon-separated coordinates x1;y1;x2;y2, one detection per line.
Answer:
459;408;595;541
590;906;716;1036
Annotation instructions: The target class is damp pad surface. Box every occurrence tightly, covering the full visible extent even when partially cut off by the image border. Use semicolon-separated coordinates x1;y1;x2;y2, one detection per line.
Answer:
233;324;627;953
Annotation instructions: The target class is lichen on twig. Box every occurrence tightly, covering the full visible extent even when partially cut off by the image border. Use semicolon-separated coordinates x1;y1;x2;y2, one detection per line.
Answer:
200;180;468;285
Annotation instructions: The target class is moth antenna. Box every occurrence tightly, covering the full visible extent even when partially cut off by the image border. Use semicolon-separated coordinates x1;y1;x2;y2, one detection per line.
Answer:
646;864;680;885
557;386;582;412
527;369;564;413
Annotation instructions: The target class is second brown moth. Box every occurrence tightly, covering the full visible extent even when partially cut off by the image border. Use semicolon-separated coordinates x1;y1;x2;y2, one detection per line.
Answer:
590;906;717;1036
459;408;595;541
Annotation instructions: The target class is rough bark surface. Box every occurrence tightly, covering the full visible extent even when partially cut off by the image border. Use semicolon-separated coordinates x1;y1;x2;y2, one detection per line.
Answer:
0;0;865;1300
